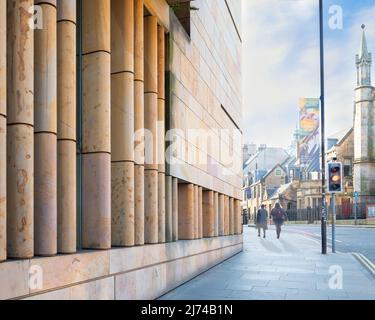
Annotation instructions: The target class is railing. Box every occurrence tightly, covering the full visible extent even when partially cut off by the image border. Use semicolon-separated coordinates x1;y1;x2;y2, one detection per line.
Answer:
287;203;370;223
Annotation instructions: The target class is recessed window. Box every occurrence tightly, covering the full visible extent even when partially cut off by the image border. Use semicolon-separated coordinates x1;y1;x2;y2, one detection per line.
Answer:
168;0;195;37
275;169;282;176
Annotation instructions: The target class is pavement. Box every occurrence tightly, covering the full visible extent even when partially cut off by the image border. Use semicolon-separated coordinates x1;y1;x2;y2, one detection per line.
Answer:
159;226;375;300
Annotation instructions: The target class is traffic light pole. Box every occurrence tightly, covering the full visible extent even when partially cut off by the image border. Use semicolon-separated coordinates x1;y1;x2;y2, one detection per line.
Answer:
354;195;358;226
319;0;327;255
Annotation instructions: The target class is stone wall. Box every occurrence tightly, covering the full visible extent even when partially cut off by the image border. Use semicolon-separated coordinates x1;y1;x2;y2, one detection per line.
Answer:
0;0;243;299
0;235;242;300
167;0;243;200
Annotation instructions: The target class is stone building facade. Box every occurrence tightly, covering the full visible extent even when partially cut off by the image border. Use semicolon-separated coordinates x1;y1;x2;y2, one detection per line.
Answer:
0;0;243;300
245;164;287;221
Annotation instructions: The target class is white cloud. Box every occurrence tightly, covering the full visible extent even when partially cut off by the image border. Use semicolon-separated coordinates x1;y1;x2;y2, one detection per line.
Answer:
242;0;319;147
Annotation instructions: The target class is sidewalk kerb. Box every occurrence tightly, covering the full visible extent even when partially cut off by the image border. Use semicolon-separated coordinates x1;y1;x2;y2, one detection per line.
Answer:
352;252;375;277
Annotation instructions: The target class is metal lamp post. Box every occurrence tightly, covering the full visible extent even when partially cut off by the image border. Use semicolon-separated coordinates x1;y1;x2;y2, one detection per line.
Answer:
319;0;328;255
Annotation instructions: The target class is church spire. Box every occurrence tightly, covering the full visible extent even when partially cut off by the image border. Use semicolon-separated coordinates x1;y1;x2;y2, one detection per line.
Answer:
356;24;372;86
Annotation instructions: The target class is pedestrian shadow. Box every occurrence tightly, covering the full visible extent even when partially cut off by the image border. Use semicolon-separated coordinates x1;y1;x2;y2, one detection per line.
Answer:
259;238;283;253
279;238;301;254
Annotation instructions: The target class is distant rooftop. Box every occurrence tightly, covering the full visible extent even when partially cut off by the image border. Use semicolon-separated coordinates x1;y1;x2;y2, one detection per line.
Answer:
327;127;353;152
327;127;352;142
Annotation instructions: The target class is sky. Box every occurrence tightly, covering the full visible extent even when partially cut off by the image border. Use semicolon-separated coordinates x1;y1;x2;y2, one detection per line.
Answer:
242;0;375;149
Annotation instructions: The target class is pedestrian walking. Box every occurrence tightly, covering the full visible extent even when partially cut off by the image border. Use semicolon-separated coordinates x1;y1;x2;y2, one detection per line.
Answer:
256;205;268;238
270;203;288;239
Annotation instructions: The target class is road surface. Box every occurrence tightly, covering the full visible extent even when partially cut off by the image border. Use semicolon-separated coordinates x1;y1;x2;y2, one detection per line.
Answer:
284;224;375;264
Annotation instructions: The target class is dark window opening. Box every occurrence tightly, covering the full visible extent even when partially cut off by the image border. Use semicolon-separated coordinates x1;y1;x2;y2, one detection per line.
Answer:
168;0;194;37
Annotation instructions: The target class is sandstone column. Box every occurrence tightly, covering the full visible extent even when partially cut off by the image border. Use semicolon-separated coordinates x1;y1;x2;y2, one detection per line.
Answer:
144;15;158;244
198;186;203;238
172;177;178;241
134;0;144;246
224;196;229;235
7;0;34;259
165;175;172;242
57;0;77;254
178;183;194;239
214;192;219;237
203;190;214;238
218;194;225;236
234;199;241;235
82;0;111;249
229;197;234;235
157;25;166;243
194;185;198;239
111;0;135;247
0;0;6;261
157;172;165;243
34;0;57;256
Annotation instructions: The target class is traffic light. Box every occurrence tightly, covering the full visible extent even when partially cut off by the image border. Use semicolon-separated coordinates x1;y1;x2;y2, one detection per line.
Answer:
327;162;343;193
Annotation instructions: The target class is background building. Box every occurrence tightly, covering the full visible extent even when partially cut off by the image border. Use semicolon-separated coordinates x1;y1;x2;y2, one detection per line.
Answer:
0;0;243;300
243;143;257;166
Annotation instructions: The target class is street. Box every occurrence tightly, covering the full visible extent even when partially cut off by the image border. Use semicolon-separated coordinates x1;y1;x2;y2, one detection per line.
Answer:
285;224;375;264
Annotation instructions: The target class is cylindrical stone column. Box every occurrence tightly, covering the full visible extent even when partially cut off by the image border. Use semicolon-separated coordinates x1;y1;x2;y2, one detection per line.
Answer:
0;0;6;261
165;176;172;242
234;199;241;235
144;15;158;244
193;185;198;239
229;197;234;235
134;0;144;246
57;0;77;254
178;183;194;239
203;190;214;238
7;0;34;259
214;192;219;237
34;0;57;256
198;186;203;238
218;194;225;236
224;196;230;235
158;172;165;243
157;25;166;244
111;0;135;247
172;177;178;241
82;0;111;249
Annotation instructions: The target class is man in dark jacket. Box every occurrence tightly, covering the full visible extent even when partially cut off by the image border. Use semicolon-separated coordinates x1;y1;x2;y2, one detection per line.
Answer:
256;205;268;238
270;203;288;239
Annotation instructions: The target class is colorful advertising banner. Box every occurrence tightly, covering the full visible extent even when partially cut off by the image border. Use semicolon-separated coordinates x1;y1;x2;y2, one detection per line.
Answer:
298;98;321;172
298;98;320;139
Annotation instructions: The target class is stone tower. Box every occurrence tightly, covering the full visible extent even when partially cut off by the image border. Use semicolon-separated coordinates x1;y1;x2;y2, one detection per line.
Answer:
353;25;375;203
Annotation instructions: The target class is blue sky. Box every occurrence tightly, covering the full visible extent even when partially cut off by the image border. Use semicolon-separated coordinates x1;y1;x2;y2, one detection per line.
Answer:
242;0;375;149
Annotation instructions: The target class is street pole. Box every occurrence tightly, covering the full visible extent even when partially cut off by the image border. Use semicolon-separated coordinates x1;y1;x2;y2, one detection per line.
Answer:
332;193;336;253
319;0;327;255
354;195;358;226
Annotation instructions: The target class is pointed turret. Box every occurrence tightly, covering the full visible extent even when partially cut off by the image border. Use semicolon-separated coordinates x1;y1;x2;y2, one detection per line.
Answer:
356;25;372;86
359;24;370;60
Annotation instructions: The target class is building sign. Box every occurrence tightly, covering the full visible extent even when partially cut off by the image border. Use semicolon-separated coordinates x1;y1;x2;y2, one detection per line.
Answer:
298;98;321;173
